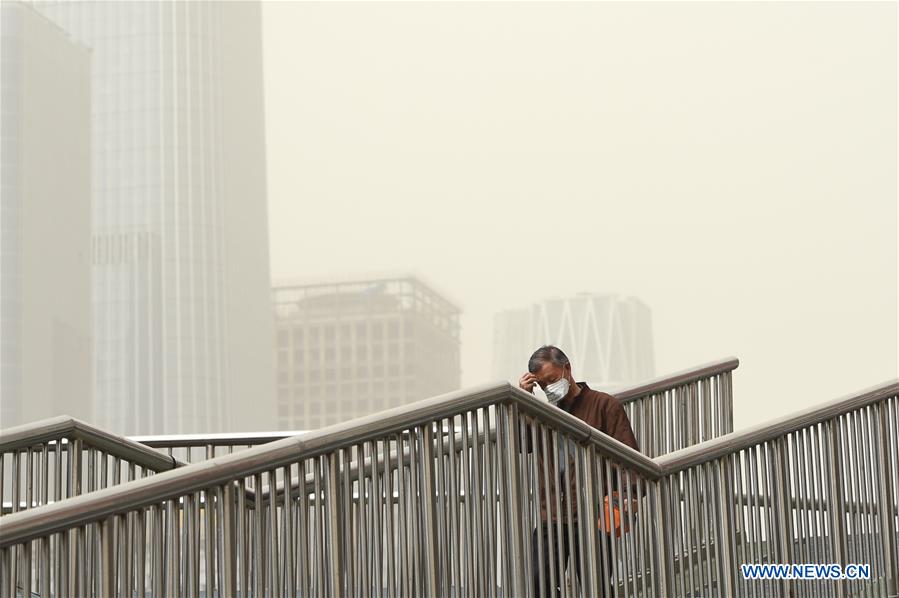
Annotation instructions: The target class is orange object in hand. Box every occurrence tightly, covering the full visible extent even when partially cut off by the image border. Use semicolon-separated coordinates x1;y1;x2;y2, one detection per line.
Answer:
598;491;638;537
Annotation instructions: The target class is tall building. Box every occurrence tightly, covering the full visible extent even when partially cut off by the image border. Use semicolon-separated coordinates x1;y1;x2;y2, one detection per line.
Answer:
1;2;92;427
272;277;461;430
493;293;654;390
29;1;275;434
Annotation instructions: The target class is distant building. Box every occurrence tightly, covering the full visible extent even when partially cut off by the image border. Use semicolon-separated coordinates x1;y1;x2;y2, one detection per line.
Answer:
30;1;275;434
272;278;461;429
493;293;654;390
1;2;92;427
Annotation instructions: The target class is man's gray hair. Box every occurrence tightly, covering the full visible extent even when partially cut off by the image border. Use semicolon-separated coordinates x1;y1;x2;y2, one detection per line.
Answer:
527;345;570;374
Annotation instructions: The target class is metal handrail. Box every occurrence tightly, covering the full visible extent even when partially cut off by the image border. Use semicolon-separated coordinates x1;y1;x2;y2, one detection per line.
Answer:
129;430;309;449
614;357;738;404
0;357;737;521
1;378;897;597
0;416;176;473
0;416;180;519
2;378;895;545
125;357;739;463
655;380;898;475
0;381;510;546
0;382;663;547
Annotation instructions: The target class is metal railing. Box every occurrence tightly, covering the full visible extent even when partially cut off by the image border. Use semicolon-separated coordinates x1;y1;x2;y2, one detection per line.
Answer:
1;377;896;597
652;380;899;598
127;357;739;464
128;431;310;466
616;357;737;457
0;358;739;536
0;417;177;517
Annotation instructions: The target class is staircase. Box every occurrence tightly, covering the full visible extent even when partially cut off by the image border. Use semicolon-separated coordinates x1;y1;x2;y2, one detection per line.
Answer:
1;357;897;597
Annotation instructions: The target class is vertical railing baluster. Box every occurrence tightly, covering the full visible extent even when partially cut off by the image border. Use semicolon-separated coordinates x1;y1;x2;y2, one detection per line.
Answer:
420;424;439;597
268;468;281;597
76;525;89;596
798;428;816;581
1;546;11;598
576;446;599;598
370;439;384;596
434;421;449;597
876;401;899;596
297;461;310;596
237;476;249;598
204;446;215;597
774;436;795;597
9;450;19;596
702;462;718;594
858;409;879;580
153;503;164;598
384;438;396;597
611;456;630;598
686;467;700;597
100;515;114;598
716;455;736;597
530;421;547;598
701;377;712;443
167;497;180;598
0;452;4;518
355;442;368;593
326;452;344;597
484;409;497;597
498;403;525;596
556;431;571;598
459;412;474;592
519;416;536;598
652;477;675;598
135;506;145;598
789;431;808;596
252;472;264;597
53;440;63;597
284;463;295;597
540;423;559;598
633;473;650;598
222;482;236;597
36;451;47;590
396;433;413;596
412;429;425;594
22;537;31;598
764;441;780;597
470;412;486;596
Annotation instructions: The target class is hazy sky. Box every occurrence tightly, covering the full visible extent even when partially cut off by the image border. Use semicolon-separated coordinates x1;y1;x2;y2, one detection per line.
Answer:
263;1;897;430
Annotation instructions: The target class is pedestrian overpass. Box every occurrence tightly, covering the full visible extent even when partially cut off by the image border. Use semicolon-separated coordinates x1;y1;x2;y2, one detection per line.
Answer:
1;357;897;597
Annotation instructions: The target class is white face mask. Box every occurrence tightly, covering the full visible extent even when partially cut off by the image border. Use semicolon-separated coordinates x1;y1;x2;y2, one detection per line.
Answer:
545;371;570;404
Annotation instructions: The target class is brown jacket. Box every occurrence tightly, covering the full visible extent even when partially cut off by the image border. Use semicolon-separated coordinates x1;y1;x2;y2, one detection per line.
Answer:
529;382;640;523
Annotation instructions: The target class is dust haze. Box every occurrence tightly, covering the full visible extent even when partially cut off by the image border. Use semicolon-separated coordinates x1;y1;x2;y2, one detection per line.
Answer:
264;1;897;430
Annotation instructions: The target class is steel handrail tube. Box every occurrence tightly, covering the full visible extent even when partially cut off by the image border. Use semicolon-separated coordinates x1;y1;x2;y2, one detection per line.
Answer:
130;430;309;449
2;371;896;598
2;378;896;547
614;357;739;404
654;380;898;476
0;416;75;451
128;357;739;459
0;382;510;547
0;417;176;473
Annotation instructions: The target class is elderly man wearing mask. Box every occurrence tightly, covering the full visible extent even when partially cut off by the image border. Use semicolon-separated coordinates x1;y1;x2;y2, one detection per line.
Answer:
519;345;640;597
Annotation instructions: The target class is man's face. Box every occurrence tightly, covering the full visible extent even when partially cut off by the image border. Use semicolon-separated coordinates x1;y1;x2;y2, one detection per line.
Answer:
533;361;568;394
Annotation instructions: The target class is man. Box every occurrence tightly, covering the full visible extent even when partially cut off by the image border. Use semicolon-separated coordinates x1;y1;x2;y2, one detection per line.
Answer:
519;345;640;597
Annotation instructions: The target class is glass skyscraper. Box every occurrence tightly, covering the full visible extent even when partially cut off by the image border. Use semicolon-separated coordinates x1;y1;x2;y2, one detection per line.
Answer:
1;2;93;428
30;1;275;434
